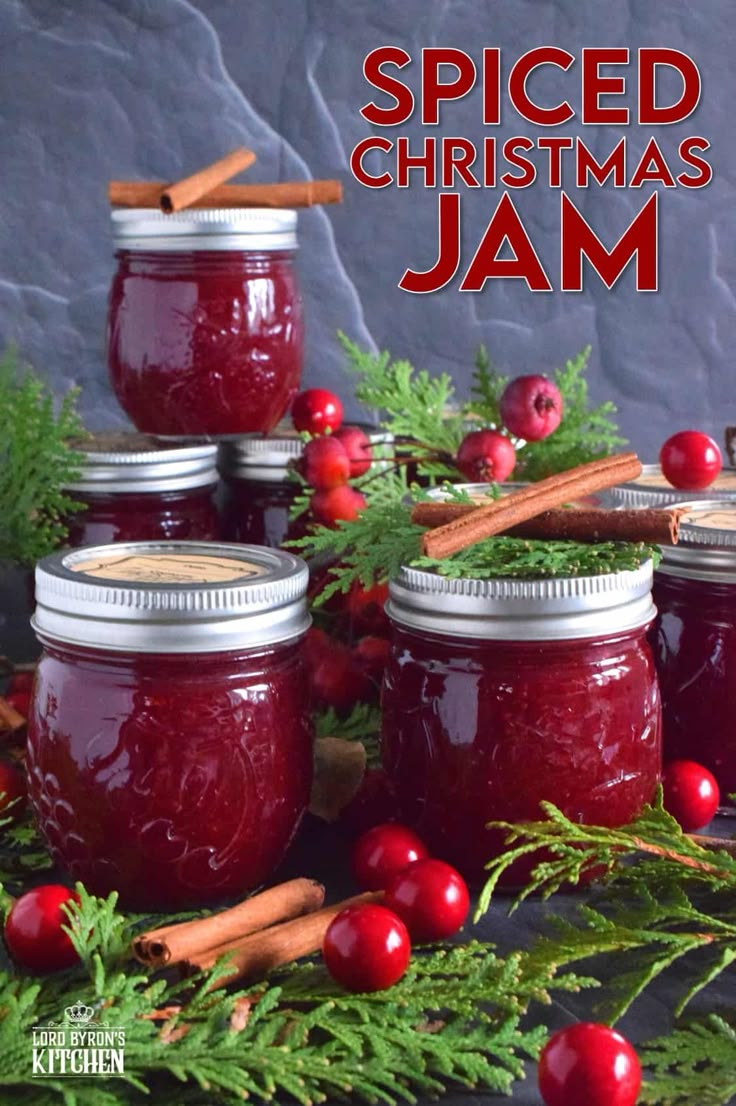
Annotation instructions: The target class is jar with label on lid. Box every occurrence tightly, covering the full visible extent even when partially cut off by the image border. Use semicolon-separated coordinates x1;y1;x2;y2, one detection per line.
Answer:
64;432;220;546
604;463;736;508
107;208;303;438
218;425;392;548
652;501;736;811
381;560;661;882
26;542;312;909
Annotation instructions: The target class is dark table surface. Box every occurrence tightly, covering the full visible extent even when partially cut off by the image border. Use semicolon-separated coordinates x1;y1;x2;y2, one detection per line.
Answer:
3;568;734;1105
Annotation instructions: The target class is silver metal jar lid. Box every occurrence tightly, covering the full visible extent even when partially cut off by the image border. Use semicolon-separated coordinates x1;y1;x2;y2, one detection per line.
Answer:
33;542;310;653
386;560;655;641
604;463;736;508
219;424;394;483
657;501;736;582
64;434;218;494
111;207;298;252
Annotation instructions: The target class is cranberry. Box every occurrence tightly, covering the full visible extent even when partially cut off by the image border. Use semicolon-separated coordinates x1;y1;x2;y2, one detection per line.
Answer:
660;430;722;490
345;581;390;636
310;486;366;527
352;635;391;683
384;858;469;941
333;426;373;478
340;769;399;835
662;759;720;831
0;758;27;823
456;429;516;483
352;822;429;891
499;375;563;442
292;388;344;435
7;672;34;695
3;689;31;718
302;437;350;491
309;638;373;714
538;1023;641;1106
4;885;81;973
323;903;411;992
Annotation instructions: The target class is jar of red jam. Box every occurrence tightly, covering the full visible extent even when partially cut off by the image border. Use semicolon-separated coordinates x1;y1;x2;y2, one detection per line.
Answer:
381;561;661;881
107;209;303;438
219;425;392;548
605;464;736;508
652;501;736;810
27;542;312;909
63;432;219;546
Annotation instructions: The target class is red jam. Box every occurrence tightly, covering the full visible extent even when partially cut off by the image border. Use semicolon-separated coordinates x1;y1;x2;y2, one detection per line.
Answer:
26;640;311;909
220;480;303;547
26;543;312;909
65;488;219;546
653;573;736;802
107;209;303;437
381;564;661;882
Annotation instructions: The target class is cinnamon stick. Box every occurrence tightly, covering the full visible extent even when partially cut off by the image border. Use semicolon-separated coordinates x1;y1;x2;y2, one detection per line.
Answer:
133;878;325;969
411;503;683;545
688;833;736;857
189;892;381;988
421;454;643;559
160;148;256;213
109;179;343;210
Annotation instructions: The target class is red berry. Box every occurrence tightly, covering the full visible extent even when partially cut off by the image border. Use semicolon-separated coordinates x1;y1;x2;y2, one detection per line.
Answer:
352;822;429;891
456;429;516;483
0;758;27;823
384;858;469;941
662;759;720;831
4;885;81;973
499;375;563;442
345;581;390;636
333;426;374;478
7;672;34;695
660;430;722;490
352;635;391;682
292;388;344;435
340;769;399;836
310;641;372;714
538;1023;641;1106
323;903;411;992
310;486;366;527
302;436;350;491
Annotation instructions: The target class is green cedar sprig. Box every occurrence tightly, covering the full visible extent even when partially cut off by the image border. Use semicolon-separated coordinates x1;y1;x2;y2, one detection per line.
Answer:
477;793;736;1025
639;1015;736;1106
0;347;87;566
0;882;597;1106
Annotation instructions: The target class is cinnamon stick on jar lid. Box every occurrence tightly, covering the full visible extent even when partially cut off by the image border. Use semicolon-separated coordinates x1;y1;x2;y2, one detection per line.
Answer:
421;454;643;560
411;503;684;545
133;877;325;969
109;179;343;210
159;147;256;213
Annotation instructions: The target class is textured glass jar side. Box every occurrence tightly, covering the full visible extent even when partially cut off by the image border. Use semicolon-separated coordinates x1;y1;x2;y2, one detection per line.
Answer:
381;625;661;881
65;487;220;546
107;250;304;437
26;637;312;909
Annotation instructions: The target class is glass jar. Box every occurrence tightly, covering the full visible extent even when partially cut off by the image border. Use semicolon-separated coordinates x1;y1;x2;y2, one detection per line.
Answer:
381;561;661;881
605;463;736;508
107;209;304;438
652;501;736;810
63;432;220;546
26;542;312;909
219;425;392;548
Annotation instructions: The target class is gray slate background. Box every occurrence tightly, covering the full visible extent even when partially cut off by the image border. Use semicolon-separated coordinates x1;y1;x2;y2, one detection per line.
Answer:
0;0;734;457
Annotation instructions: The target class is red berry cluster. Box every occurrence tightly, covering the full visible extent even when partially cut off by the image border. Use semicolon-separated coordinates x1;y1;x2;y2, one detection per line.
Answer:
322;823;470;992
455;374;563;483
292;388;369;527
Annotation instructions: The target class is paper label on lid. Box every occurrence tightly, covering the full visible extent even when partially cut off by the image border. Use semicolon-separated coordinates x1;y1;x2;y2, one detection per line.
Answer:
70;553;266;584
636;471;736;491
682;508;736;531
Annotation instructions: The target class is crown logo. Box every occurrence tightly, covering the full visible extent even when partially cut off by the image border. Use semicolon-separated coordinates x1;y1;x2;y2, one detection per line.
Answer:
64;1003;95;1025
